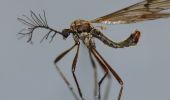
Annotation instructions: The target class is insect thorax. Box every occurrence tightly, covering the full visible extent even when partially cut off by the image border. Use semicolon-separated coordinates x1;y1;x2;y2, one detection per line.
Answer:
70;19;95;48
70;19;93;33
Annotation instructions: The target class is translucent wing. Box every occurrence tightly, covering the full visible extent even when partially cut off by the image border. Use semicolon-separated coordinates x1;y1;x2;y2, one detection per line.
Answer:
90;0;170;24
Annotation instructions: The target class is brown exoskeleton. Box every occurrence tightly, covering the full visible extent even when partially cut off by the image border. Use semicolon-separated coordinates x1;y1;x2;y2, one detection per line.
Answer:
18;0;170;100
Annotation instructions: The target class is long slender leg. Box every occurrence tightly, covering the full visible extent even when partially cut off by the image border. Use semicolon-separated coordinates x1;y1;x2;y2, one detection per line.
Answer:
89;49;112;100
72;42;85;100
103;74;111;100
88;50;98;100
53;43;79;100
98;70;109;100
90;49;109;100
91;48;124;100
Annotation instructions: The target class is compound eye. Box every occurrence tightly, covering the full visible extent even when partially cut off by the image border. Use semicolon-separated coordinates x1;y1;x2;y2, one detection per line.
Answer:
62;29;71;38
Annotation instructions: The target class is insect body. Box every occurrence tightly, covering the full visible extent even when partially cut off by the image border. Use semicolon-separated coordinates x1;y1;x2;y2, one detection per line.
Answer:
70;20;94;47
18;0;170;100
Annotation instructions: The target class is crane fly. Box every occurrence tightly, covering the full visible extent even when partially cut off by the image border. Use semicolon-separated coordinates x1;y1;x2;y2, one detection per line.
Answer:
17;0;170;100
